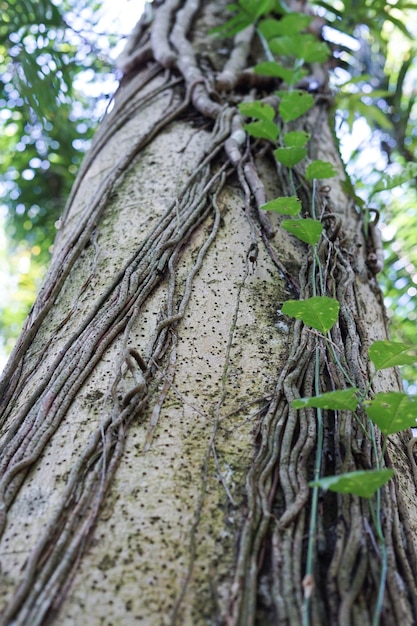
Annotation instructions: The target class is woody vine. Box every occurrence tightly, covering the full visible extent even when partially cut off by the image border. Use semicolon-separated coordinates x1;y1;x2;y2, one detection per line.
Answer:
1;1;417;625
215;2;417;624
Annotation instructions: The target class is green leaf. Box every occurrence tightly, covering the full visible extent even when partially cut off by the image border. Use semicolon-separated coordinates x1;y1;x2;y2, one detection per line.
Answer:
254;61;287;77
371;162;417;195
274;146;307;167
364;393;417;435
310;469;394;499
282;296;340;333
239;101;275;121
258;14;312;38
306;160;337;180
369;341;417;371
337;74;373;88
270;35;330;62
283;131;310;147
282;218;323;244
252;0;279;19
261;196;301;215
254;62;307;85
244;120;278;141
224;0;279;21
384;11;413;39
278;90;314;122
355;101;393;130
210;14;252;37
292;388;360;411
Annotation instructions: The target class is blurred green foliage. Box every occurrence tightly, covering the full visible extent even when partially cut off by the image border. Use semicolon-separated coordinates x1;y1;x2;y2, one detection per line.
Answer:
380;188;417;392
0;0;119;356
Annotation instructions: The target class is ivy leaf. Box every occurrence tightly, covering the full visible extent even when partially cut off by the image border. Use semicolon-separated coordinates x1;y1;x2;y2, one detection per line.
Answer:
283;131;310;147
282;296;340;333
278;90;314;122
364;392;417;435
254;61;307;85
310;469;394;499
292;388;360;411
282;218;323;244
274;146;307;167
369;341;417;371
270;35;330;63
258;15;312;38
239;101;275;121
306;160;337;180
244;120;278;141
261;196;301;215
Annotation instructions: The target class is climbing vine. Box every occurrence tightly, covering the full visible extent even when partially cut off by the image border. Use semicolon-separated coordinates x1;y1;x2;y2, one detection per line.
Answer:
216;1;417;624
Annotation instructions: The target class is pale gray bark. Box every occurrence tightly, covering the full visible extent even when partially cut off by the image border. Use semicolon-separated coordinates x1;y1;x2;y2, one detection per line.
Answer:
1;1;417;625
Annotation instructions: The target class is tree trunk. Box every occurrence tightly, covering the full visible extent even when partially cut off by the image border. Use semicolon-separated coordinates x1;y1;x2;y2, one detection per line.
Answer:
1;1;416;624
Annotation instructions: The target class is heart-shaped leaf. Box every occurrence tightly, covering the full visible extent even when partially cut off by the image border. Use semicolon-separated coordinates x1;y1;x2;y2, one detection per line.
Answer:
282;296;339;333
270;34;329;63
310;469;394;499
292;388;360;411
278;90;314;123
239;101;275;121
254;62;307;85
282;218;323;244
283;131;310;147
364;392;417;435
274;146;307;167
306;160;337;180
244;120;278;141
369;341;417;371
259;15;312;38
371;162;417;194
261;196;301;215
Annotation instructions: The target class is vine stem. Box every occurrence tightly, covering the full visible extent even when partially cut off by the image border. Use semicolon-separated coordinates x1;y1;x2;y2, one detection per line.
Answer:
256;28;274;62
303;178;325;625
368;420;388;626
302;347;324;626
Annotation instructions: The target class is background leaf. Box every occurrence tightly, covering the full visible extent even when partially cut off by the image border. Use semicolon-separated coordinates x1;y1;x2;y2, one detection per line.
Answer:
0;0;119;361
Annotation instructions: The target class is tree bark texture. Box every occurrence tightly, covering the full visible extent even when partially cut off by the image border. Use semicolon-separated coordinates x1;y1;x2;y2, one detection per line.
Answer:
1;1;417;624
